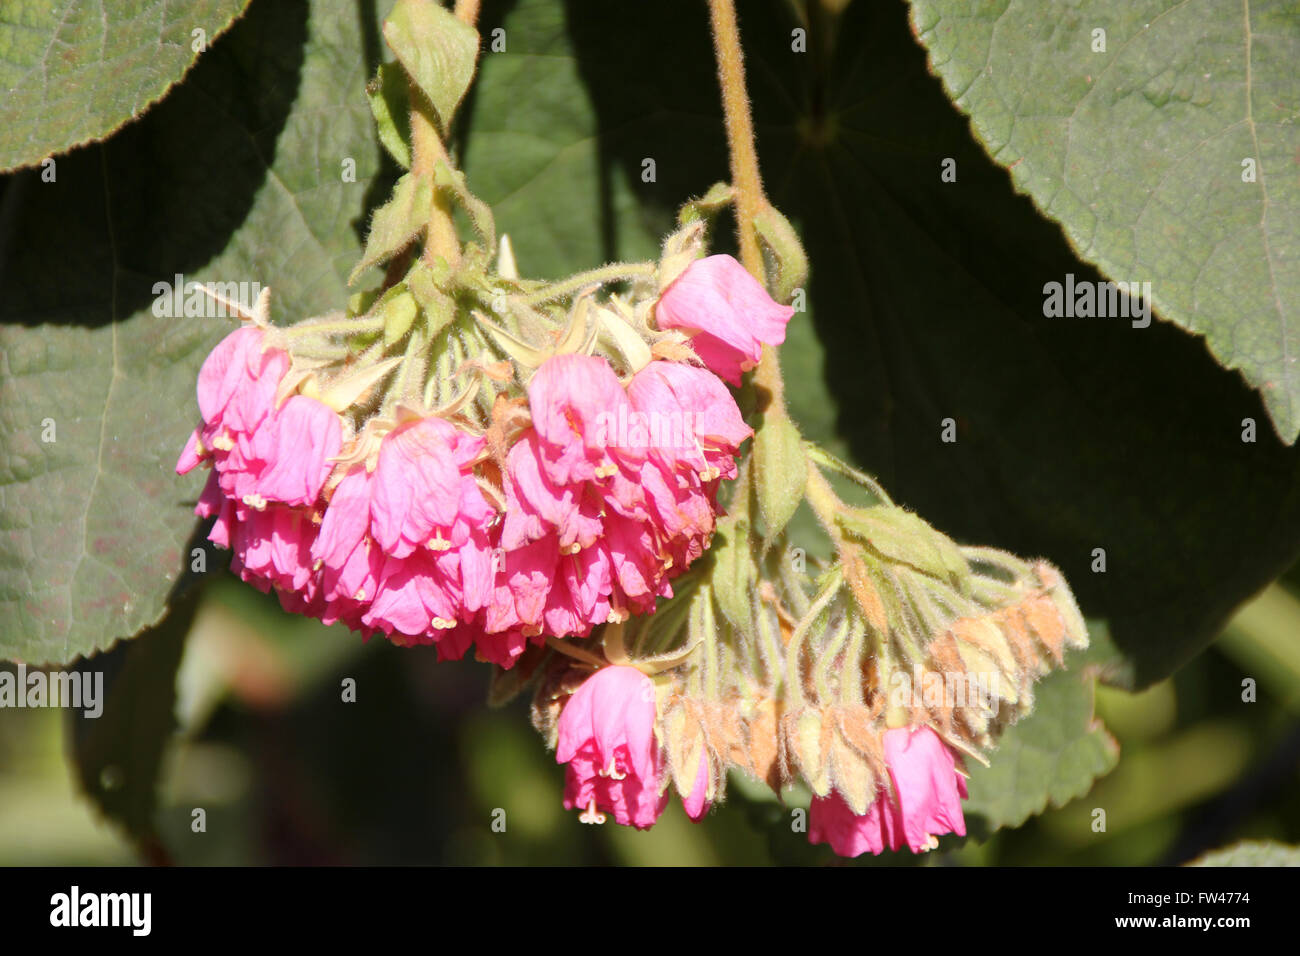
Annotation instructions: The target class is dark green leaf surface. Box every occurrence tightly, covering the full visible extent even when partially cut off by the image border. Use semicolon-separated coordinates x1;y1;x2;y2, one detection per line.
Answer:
0;0;251;171
0;0;384;663
909;0;1300;442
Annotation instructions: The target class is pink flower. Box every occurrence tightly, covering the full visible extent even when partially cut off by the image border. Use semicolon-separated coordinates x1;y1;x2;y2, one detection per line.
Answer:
490;353;752;644
177;326;339;508
369;417;492;560
626;360;751;479
557;665;667;829
250;396;341;507
227;503;320;597
309;418;497;649
809;725;967;857
195;326;286;432
654;254;794;385
527;352;642;485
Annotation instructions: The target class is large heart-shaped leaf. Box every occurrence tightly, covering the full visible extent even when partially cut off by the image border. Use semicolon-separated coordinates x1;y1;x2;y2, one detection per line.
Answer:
909;0;1300;442
0;0;252;172
0;0;384;664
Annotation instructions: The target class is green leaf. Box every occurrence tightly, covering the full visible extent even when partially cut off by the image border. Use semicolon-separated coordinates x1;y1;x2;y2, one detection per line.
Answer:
908;0;1300;442
1189;840;1300;867
366;61;413;170
0;0;252;172
383;0;479;131
349;172;432;284
962;651;1119;833
838;505;968;589
68;588;194;849
0;0;384;664
678;181;734;226
709;516;756;631
752;414;806;543
458;0;670;279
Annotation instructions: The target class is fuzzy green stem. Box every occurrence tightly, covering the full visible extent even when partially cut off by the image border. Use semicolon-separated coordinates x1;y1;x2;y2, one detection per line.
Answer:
785;569;843;708
409;90;461;270
520;262;657;306
803;463;844;540
707;0;764;282
805;442;894;505
708;0;788;417
283;316;385;338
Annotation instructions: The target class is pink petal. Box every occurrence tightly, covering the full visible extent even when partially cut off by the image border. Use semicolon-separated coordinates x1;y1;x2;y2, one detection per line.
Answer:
254;395;341;506
882;725;967;851
654;255;794;385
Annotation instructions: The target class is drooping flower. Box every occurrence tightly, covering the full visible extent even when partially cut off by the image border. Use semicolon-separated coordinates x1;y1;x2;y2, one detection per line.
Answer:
313;418;497;653
654;254;794;385
556;665;668;829
177;326;340;508
809;725;967;856
492;352;746;645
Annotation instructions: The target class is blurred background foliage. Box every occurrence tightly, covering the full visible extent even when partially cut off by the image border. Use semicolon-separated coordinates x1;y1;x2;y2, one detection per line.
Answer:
2;0;1299;865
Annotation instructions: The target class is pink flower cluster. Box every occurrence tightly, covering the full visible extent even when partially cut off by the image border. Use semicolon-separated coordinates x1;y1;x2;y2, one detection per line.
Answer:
808;725;968;856
177;255;791;667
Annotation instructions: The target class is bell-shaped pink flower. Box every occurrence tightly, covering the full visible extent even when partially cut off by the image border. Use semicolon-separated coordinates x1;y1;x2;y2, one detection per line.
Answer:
626;360;751;478
251;395;341;506
654;254;794;385
809;725;967;857
527;352;642;484
309;418;496;649
557;665;667;829
177;326;341;509
194;326;291;438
